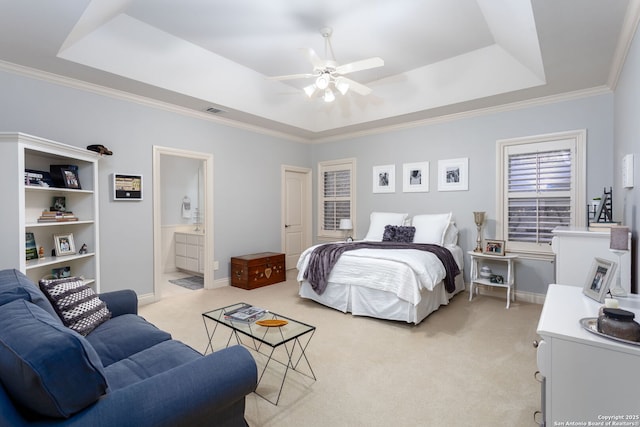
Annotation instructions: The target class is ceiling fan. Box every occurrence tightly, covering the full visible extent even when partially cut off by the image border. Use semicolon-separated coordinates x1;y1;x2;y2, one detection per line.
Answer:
268;27;384;103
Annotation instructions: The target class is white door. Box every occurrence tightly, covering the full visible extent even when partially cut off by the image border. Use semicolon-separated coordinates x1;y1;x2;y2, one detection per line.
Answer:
283;167;311;270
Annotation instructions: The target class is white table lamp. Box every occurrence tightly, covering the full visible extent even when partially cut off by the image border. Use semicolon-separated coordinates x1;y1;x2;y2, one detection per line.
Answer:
339;219;353;242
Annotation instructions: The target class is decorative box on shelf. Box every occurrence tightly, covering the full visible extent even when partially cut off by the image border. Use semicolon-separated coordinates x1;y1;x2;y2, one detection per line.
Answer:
230;252;285;290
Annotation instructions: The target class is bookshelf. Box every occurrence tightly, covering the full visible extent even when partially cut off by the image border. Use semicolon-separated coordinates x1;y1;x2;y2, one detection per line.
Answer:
0;133;101;290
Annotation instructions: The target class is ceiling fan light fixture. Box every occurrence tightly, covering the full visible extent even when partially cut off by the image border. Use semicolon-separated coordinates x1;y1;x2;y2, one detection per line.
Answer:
336;78;349;95
303;84;317;98
323;88;335;103
316;73;330;90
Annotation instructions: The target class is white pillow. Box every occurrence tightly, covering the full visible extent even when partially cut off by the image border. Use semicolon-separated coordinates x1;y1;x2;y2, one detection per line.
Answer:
443;222;459;245
363;212;409;241
412;212;453;245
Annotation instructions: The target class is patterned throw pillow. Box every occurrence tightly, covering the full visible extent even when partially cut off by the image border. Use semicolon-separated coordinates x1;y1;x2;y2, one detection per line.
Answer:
39;277;111;336
382;225;416;243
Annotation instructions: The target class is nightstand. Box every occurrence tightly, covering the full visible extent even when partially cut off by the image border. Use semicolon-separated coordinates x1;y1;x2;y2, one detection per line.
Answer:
468;251;518;308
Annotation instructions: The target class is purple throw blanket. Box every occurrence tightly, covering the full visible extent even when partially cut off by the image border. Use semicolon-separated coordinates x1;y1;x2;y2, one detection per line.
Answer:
303;241;460;295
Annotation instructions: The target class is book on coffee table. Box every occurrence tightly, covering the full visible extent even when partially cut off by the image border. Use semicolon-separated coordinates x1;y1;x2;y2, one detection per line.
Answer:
224;304;266;323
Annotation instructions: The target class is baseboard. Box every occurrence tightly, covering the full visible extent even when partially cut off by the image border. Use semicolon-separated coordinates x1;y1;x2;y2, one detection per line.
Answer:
207;277;230;289
138;293;156;306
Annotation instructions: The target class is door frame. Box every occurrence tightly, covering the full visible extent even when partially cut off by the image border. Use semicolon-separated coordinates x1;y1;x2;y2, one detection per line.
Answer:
153;146;214;300
281;165;312;269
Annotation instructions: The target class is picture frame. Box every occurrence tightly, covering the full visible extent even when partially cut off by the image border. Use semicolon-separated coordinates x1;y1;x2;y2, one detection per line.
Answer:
50;165;81;189
113;173;143;201
583;257;618;302
402;161;429;193
484;239;505;255
372;165;395;193
54;233;76;256
51;266;71;279
437;157;469;191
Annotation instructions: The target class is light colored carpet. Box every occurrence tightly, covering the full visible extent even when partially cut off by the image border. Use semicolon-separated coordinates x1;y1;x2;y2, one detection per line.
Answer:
139;272;543;427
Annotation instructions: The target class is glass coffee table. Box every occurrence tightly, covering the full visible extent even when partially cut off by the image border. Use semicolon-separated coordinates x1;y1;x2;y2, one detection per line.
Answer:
202;302;316;405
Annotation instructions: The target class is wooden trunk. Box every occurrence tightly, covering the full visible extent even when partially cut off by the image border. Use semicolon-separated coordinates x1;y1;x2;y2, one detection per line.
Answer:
230;252;286;290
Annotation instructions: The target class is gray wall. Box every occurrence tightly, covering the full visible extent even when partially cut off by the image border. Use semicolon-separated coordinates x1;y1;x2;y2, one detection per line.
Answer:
311;94;615;296
0;69;310;296
0;57;628;298
614;21;640;293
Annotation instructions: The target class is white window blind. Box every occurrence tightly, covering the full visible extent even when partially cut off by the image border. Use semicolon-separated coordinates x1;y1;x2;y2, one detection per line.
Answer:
318;159;355;239
497;131;586;258
507;149;572;244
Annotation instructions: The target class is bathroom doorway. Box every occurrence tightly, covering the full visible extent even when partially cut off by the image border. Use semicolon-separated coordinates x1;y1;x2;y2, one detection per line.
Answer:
152;146;214;300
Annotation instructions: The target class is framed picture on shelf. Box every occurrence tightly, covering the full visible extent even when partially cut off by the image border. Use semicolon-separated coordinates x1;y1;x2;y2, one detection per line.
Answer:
51;196;66;212
50;165;81;189
583;257;617;302
54;233;76;256
402;161;429;193
484;239;505;255
372;165;395;193
437;157;469;191
51;266;71;279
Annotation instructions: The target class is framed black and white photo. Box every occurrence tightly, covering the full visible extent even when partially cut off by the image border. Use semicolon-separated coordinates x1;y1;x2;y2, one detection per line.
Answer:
403;161;429;193
372;165;395;193
113;173;143;201
54;233;76;256
583;257;617;302
437;157;469;191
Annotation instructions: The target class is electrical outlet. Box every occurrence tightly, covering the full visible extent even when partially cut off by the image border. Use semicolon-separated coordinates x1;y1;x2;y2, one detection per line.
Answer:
213;261;219;270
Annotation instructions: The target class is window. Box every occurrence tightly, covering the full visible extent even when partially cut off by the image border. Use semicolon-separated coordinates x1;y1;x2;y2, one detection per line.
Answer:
318;158;356;240
497;130;586;259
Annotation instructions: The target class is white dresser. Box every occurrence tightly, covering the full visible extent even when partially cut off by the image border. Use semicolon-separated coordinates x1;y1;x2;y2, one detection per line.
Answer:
536;285;640;425
175;232;204;274
552;226;632;294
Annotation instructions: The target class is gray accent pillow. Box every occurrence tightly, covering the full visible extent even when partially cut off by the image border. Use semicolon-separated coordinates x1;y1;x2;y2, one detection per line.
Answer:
382;225;416;243
39;277;111;336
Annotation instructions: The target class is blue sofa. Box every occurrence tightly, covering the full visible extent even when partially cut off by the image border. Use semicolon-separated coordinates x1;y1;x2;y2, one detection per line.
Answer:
0;269;257;426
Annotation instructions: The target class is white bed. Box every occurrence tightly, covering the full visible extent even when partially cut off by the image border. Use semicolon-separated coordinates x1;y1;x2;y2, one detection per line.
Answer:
297;212;465;324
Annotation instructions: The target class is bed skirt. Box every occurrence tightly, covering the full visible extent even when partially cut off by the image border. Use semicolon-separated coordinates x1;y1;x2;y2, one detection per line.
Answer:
298;274;465;324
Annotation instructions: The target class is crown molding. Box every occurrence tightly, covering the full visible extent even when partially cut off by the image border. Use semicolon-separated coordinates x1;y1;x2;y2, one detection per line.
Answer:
0;60;310;144
607;0;640;90
0;59;615;146
312;86;613;144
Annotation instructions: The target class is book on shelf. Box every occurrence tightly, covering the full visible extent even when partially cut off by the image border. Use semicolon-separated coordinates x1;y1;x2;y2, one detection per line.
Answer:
25;232;38;261
224;304;266;323
24;169;53;187
37;210;78;222
588;221;621;231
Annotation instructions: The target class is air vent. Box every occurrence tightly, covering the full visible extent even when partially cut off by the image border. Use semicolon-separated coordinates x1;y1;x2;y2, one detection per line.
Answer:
204;107;224;114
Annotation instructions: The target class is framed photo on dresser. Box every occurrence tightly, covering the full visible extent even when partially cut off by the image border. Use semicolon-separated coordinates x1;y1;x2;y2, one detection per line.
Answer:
583;257;617;302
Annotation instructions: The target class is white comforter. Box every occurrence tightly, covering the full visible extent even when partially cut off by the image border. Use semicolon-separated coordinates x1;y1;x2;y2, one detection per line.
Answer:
296;243;462;305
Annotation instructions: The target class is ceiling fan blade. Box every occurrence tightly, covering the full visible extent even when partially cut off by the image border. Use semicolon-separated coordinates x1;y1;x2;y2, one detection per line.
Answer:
338;77;373;96
267;73;316;81
301;47;324;70
335;57;384;75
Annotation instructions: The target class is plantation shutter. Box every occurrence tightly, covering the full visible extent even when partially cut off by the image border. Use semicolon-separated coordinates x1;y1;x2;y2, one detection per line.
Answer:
507;148;572;244
318;159;355;239
498;133;585;258
323;169;351;231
